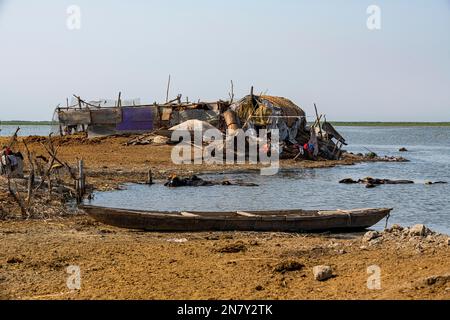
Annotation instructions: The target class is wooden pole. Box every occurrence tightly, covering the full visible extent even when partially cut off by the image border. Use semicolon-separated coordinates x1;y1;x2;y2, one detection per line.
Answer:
7;127;20;149
117;92;122;108
147;169;153;185
314;103;323;139
23;141;35;207
229;80;235;103
78;159;85;201
166;75;171;103
77;97;86;133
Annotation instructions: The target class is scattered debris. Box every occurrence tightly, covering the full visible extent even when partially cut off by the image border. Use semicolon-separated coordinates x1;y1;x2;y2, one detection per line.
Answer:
365;152;378;158
425;181;448;185
164;174;258;188
166;238;188;243
6;257;23;264
409;224;431;237
339;178;358;184
215;241;247;253
369;224;449;248
205;235;220;241
312;265;333;281
385;224;404;233
273;260;304;273
125;134;169;146
340;177;414;188
422;274;450;287
361;155;409;162
362;230;381;242
1;131;81;220
340;177;447;187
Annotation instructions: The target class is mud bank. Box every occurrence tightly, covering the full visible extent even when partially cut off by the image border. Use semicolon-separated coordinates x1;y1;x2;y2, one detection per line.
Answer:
0;216;449;300
0;135;404;192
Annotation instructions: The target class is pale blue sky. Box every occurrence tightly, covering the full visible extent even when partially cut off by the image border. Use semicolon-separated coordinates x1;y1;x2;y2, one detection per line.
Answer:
0;0;449;121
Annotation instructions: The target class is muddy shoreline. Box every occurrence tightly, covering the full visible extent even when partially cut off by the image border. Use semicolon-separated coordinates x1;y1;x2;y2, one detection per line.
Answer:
1;215;449;300
0;135;405;191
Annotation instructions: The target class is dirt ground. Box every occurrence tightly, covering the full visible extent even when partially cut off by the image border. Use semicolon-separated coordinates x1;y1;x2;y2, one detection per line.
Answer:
1;215;449;300
0;134;448;300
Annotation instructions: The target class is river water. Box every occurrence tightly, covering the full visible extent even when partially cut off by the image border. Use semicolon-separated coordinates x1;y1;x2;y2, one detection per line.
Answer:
2;125;449;234
0;124;53;137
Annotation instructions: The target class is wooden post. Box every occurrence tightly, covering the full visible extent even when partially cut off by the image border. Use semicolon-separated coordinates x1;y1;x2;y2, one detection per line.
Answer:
336;141;343;160
48;177;52;198
117;91;122;108
75;179;79;203
229;80;235;103
78;159;85;202
166;75;171;103
314;103;323;139
79;159;84;192
8;127;20;149
77;97;86;133
57;107;63;136
24;143;35;207
147;169;153;185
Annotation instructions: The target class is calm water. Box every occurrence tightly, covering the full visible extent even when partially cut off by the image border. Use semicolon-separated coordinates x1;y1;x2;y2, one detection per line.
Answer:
0;124;53;137
2;125;448;234
86;126;450;234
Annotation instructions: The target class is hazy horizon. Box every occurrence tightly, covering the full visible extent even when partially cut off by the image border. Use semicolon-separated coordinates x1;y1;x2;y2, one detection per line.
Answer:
0;0;449;121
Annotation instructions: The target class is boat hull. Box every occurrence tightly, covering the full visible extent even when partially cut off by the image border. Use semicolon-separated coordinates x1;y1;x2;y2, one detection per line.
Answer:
79;205;392;233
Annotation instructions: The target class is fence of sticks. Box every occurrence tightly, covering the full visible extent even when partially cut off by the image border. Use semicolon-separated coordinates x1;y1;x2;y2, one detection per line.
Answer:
0;127;87;219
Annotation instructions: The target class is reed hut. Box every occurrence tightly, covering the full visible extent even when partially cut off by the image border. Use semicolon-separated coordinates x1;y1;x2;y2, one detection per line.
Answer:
229;94;307;143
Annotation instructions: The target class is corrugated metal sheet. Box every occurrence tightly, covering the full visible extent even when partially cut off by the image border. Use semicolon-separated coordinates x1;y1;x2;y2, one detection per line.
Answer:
90;108;122;125
58;109;91;125
116;106;155;131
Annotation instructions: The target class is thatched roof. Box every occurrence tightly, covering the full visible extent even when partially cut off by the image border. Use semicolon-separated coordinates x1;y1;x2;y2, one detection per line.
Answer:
231;95;306;128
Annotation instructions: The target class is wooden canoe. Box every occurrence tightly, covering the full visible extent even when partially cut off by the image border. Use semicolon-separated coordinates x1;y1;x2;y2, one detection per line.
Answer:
79;205;392;232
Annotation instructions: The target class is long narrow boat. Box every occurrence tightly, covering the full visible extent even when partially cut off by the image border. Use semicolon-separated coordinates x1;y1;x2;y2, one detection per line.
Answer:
79;205;392;232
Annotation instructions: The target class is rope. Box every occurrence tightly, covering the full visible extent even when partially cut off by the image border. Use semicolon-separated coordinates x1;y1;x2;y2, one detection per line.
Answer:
384;212;391;230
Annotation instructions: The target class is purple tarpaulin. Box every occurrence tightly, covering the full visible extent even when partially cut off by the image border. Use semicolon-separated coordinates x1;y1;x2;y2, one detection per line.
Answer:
116;107;153;131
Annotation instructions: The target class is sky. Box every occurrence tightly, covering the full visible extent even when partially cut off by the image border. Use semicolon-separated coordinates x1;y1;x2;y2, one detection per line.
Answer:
0;0;449;121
